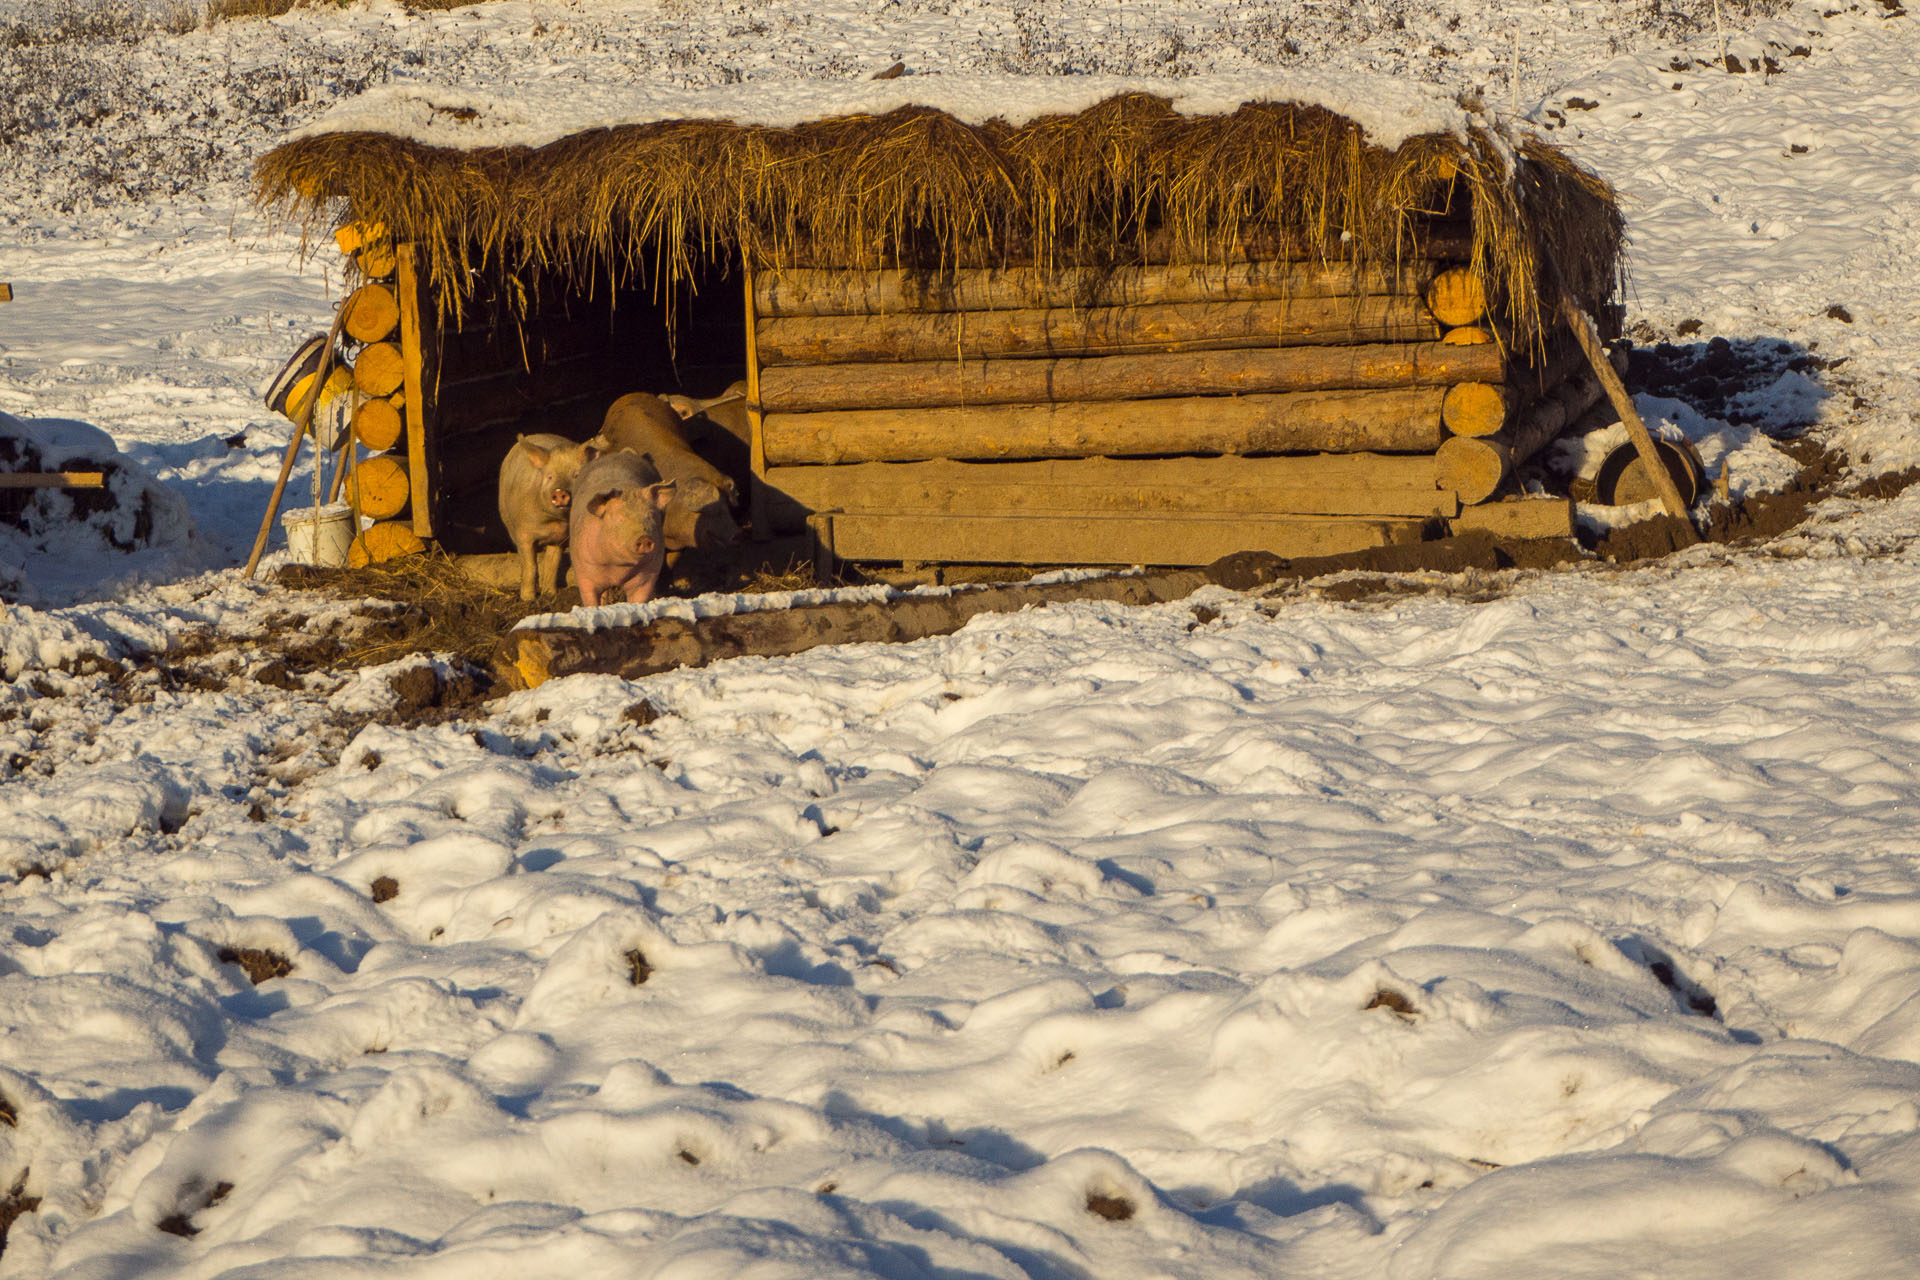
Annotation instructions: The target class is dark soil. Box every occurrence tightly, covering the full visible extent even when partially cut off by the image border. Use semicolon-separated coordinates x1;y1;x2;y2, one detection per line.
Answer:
1086;1192;1136;1221
218;946;294;985
0;1173;39;1261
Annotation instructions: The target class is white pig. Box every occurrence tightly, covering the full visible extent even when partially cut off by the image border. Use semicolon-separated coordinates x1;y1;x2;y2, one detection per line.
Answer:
568;451;676;608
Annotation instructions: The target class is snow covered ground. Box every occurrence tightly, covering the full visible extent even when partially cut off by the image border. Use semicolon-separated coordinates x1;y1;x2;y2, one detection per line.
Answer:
6;0;1920;1276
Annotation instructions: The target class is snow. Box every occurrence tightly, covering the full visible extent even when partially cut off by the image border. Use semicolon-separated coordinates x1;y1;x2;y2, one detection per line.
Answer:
5;0;1920;1276
290;69;1475;151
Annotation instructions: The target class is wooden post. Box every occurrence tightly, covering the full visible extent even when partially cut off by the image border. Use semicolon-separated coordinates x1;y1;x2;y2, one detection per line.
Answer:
396;243;434;538
244;303;351;578
0;284;12;302
744;265;770;541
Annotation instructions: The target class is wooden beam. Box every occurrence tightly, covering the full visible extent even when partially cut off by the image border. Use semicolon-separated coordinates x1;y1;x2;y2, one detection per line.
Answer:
0;471;105;489
754;261;1439;317
744;265;770;540
759;340;1507;414
1449;497;1575;540
814;511;1426;566
763;387;1448;465
1560;296;1696;535
395;243;435;538
761;456;1457;527
756;295;1444;366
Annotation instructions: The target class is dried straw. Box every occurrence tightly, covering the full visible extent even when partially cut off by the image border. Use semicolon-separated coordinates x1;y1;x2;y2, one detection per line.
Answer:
254;94;1622;349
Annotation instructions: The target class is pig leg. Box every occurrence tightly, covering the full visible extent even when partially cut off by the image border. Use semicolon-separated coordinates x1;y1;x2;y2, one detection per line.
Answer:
517;539;539;602
537;543;562;597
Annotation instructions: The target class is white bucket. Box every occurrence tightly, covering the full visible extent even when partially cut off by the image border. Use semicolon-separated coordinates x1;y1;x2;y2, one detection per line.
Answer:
281;503;356;567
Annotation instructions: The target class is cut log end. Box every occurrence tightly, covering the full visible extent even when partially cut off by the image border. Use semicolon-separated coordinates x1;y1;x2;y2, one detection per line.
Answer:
1441;382;1509;438
1426;267;1487;329
343;283;400;344
352;342;407;398
352;397;405;452
1435;435;1512;506
348;519;427;567
348;452;412;521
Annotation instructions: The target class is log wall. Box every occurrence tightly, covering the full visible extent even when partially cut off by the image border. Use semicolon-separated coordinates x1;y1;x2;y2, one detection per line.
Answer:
745;242;1597;565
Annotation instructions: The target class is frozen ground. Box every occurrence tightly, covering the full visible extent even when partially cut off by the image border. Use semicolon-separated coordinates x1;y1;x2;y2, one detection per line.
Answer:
5;0;1920;1276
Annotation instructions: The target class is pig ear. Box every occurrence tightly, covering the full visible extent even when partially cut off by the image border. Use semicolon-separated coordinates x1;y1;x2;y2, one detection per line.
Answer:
649;481;677;511
581;435;607;461
664;396;699;420
585;491;616;517
522;442;552;467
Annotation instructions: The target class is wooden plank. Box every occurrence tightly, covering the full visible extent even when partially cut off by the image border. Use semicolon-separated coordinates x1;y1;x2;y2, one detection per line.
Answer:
762;457;1457;523
745;265;769;540
759;341;1506;414
0;471;105;489
817;511;1426;565
395;243;435;538
763;387;1448;466
0;283;12;303
755;261;1439;317
1449;498;1575;540
756;296;1444;366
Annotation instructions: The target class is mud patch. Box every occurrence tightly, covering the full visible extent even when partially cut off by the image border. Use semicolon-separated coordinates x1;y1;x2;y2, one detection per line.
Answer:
218;946;293;985
0;1172;39;1260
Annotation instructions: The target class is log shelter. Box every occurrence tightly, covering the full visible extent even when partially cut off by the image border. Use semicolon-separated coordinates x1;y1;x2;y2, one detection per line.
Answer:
254;77;1625;566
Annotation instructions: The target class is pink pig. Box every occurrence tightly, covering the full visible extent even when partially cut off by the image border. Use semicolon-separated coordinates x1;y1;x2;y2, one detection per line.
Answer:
568;451;677;607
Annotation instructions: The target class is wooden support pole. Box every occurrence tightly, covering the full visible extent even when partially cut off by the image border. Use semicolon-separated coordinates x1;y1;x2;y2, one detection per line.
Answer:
244;303;352;579
759;340;1506;414
1559;296;1696;534
756;295;1444;366
396;243;434;538
763;386;1447;466
744;265;770;541
754;261;1438;317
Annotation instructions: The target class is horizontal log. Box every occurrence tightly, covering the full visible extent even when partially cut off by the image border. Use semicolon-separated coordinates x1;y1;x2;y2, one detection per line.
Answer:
756;296;1444;366
353;396;404;452
349;453;411;520
758;341;1507;414
763;388;1447;465
777;223;1476;270
0;471;105;489
762;457;1456;529
754;261;1439;317
813;511;1427;566
1436;370;1606;504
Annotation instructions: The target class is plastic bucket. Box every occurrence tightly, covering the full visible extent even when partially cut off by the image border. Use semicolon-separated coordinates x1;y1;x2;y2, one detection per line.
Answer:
281;503;356;567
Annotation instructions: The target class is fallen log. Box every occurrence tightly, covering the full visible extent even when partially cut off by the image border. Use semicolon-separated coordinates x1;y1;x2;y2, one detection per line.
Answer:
808;510;1425;565
754;261;1438;317
763;387;1447;465
758;340;1506;413
756;295;1443;365
500;566;1254;690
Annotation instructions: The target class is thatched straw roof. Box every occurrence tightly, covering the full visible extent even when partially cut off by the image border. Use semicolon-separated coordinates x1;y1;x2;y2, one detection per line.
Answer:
254;75;1623;348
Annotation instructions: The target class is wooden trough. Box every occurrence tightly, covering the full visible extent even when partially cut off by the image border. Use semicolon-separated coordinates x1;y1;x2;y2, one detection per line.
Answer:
254;84;1627;569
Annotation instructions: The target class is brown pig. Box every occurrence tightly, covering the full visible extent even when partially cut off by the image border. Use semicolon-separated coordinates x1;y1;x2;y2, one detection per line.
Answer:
568;451;676;608
597;392;742;550
497;432;602;601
